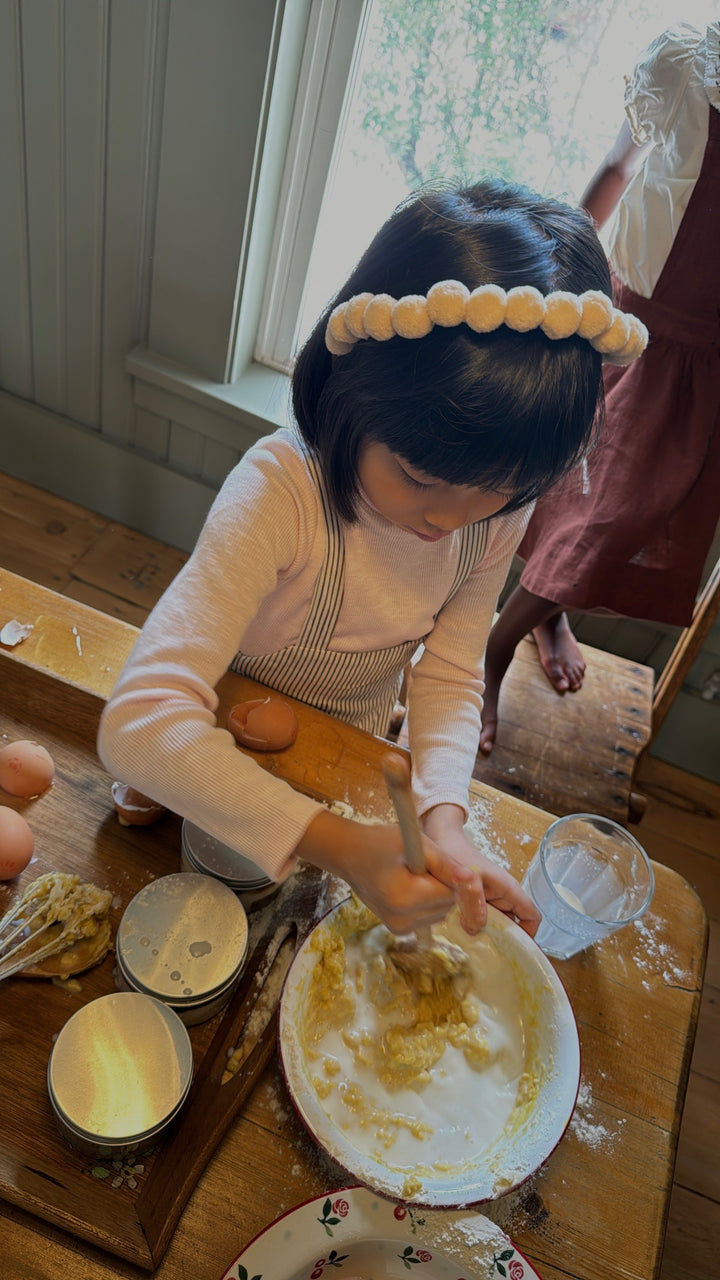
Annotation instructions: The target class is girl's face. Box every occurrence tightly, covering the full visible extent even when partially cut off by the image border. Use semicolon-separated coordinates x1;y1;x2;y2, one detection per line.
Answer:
357;442;512;541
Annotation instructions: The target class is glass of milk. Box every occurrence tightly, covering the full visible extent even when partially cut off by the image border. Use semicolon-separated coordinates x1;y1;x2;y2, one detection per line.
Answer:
522;813;654;960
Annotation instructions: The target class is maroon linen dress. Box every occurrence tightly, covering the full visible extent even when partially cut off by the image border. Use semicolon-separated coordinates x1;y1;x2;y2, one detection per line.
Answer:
518;104;720;627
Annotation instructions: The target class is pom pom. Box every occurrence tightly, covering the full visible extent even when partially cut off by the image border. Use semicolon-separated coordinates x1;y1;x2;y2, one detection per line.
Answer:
604;314;649;365
344;292;374;339
465;284;507;333
325;331;353;355
392;294;433;339
541;291;583;339
505;286;546;332
577;290;614;339
427;280;470;326
628;314;649;356
591;311;631;354
363;293;397;341
326;303;355;354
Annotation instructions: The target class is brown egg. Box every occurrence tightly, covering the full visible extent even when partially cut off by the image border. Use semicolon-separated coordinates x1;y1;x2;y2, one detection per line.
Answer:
111;782;167;827
0;806;34;879
228;697;299;752
0;740;55;797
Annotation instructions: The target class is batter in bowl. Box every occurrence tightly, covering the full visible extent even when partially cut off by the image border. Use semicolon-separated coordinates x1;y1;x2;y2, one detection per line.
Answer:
302;897;539;1189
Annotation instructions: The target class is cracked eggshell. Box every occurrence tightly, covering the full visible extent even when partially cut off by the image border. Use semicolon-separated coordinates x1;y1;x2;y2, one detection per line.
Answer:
0;740;55;798
228;697;299;752
111;782;167;826
0;619;34;647
0;806;34;879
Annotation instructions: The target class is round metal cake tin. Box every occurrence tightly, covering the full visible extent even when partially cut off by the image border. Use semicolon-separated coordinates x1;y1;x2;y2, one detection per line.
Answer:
180;819;279;909
115;872;249;1025
48;991;194;1158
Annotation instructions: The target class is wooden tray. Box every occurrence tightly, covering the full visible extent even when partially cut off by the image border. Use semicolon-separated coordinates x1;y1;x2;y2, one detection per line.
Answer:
0;655;332;1271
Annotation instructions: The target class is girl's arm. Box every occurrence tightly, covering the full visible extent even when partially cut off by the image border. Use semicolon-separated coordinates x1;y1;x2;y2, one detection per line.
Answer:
98;445;325;881
580;118;648;228
407;505;532;816
404;506;541;935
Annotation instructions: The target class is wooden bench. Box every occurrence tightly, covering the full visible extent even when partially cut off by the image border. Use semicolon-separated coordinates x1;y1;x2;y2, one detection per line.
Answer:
470;637;653;823
401;553;720;827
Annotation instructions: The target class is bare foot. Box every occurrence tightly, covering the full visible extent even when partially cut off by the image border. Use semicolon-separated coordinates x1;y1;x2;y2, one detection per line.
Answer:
532;613;586;693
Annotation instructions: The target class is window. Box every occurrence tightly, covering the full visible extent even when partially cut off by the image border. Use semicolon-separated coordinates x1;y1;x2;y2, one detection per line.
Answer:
255;0;718;373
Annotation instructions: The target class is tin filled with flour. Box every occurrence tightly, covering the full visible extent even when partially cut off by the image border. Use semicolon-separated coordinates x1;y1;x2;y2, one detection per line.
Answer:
48;991;193;1159
180;819;279;910
115;873;249;1025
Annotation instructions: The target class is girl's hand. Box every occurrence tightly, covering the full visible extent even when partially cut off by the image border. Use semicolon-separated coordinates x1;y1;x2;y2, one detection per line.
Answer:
294;806;538;939
422;803;541;938
295;809;468;936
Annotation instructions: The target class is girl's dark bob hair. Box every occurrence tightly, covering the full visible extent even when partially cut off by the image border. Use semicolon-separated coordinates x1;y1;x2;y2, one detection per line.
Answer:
292;179;612;523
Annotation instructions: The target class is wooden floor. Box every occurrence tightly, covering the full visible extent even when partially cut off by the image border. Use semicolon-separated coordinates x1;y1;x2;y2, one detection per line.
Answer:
1;470;718;1279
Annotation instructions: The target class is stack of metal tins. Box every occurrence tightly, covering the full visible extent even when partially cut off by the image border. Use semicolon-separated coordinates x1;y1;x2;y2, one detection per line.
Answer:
115;873;249;1025
48;991;194;1158
180;819;279;910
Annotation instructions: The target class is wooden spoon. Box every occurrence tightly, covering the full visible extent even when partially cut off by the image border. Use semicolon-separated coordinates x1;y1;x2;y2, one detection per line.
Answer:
382;751;467;977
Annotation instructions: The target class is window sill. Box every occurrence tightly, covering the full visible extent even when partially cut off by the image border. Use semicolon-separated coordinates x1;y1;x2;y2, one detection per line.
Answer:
126;346;292;450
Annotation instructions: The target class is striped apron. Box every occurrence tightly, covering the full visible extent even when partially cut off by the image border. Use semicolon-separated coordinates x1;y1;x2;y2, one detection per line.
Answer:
231;451;488;736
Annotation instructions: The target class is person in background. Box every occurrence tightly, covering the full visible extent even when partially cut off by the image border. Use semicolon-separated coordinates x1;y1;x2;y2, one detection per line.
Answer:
479;21;720;754
98;178;645;940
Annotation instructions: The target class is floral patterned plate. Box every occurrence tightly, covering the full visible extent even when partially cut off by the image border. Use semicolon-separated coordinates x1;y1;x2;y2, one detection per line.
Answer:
220;1185;542;1280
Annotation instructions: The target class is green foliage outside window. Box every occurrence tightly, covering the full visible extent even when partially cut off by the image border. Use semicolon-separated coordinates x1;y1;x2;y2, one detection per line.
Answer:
355;0;625;194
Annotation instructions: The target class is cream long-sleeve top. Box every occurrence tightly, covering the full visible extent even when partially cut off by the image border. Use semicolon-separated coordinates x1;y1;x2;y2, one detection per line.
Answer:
98;428;531;881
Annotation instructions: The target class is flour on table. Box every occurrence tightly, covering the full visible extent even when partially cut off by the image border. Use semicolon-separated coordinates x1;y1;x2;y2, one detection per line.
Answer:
569;1078;624;1151
629;912;692;990
327;799;387;824
329;798;530;876
464;798;512;870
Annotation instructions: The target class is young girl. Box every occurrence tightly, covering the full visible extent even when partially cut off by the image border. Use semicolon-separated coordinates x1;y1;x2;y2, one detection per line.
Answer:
479;23;719;753
98;179;646;940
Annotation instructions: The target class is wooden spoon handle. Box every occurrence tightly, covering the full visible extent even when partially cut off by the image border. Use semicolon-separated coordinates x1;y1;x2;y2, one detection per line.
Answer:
382;751;426;875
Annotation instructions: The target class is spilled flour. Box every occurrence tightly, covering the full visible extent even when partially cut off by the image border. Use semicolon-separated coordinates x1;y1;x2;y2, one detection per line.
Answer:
326;793;536;881
464;798;515;870
569;1078;625;1151
628;911;693;990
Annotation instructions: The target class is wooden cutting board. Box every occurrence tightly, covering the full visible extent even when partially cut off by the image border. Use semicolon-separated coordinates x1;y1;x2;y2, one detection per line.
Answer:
0;655;331;1271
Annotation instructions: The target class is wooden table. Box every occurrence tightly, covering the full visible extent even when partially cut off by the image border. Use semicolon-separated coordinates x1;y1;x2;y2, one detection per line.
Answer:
0;570;708;1280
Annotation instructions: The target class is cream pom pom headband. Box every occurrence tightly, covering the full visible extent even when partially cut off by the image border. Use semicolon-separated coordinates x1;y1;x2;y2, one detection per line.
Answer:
325;280;648;366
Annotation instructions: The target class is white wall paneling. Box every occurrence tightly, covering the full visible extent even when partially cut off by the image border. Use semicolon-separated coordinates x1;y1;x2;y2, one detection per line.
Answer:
133;406;170;461
0;0;292;522
101;0;170;443
148;0;284;381
0;387;214;550
63;0;108;429
0;1;33;398
22;0;66;412
168;421;205;478
0;0;170;439
128;348;288;455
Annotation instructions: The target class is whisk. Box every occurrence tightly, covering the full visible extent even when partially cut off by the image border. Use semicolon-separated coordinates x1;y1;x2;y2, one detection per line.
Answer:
0;872;112;980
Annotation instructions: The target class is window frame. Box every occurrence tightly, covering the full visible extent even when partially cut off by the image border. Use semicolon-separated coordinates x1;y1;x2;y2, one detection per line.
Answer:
252;0;366;376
